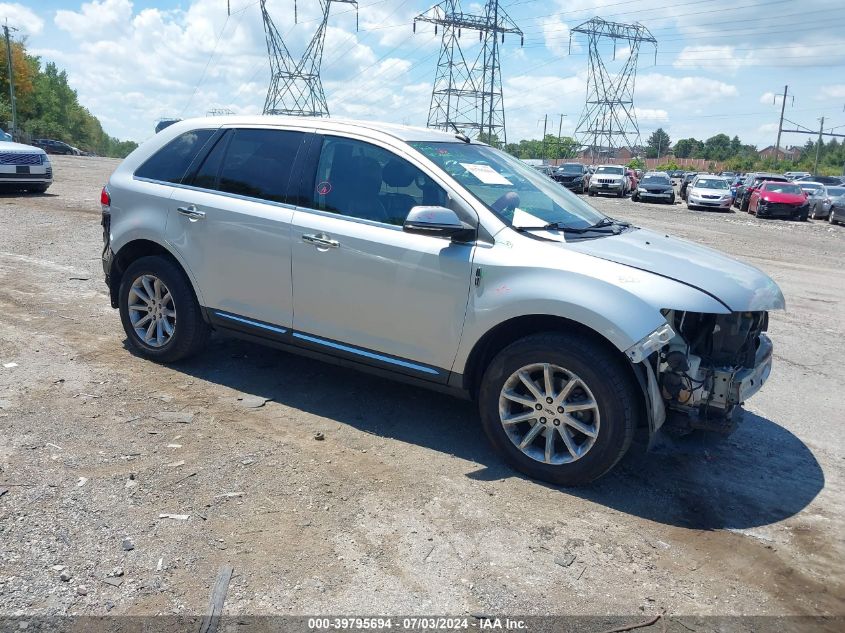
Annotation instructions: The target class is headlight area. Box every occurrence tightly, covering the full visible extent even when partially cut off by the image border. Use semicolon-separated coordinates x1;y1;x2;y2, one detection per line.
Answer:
627;311;773;436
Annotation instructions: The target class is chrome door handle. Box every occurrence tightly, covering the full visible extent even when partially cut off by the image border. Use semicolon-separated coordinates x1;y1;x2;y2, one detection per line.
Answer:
177;205;205;220
302;233;339;249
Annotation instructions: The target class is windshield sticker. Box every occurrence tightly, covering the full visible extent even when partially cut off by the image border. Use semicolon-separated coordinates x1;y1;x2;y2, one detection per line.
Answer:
316;181;332;195
460;163;513;185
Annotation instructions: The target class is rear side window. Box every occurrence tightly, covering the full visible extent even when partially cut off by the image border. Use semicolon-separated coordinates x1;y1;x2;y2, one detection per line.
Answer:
216;128;305;203
135;129;215;184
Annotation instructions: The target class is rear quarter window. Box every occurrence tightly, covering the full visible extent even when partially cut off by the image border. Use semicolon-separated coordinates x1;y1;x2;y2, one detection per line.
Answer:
135;129;216;184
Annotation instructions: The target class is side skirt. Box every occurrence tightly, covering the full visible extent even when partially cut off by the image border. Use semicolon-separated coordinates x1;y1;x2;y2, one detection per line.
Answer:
206;309;470;400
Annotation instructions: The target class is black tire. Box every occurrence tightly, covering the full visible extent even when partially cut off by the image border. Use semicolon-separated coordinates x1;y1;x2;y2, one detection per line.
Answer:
740;197;750;213
831;209;838;225
477;332;639;486
28;184;49;194
588;189;595;197
118;255;210;363
669;194;676;204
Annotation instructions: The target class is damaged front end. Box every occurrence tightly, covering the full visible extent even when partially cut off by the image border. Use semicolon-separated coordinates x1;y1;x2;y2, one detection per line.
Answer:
628;310;773;436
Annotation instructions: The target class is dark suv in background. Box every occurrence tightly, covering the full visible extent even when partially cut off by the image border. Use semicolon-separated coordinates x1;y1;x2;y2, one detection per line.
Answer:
552;163;590;193
32;139;76;155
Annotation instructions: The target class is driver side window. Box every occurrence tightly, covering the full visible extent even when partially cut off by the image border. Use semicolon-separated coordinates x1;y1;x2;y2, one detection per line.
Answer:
311;137;447;226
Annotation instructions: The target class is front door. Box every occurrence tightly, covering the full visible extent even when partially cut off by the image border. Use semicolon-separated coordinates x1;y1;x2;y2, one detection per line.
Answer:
290;135;475;380
166;127;307;330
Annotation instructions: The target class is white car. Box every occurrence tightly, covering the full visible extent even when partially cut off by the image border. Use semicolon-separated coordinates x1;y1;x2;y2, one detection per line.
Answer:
0;140;53;193
687;176;732;211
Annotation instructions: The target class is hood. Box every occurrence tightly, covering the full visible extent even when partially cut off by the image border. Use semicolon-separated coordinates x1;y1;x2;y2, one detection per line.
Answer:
642;182;673;191
0;140;46;154
565;228;785;312
761;192;806;204
690;187;730;196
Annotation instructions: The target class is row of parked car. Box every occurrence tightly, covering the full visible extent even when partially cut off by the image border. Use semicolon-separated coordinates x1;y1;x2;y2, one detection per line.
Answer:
732;173;844;223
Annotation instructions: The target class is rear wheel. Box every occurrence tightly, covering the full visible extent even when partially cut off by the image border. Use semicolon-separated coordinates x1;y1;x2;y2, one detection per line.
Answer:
118;256;210;363
478;332;638;486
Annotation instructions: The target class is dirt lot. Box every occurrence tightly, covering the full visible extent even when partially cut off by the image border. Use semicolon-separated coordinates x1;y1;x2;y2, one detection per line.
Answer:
1;157;843;624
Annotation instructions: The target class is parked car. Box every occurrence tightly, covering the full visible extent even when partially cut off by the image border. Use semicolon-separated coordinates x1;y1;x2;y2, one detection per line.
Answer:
796;174;842;186
534;165;555;178
747;181;809;220
632;172;674;203
736;173;789;212
552;163;590;193
32;138;76;155
718;171;736;180
0;139;53;193
807;185;845;220
796;181;824;196
0;128;13;142
101;116;784;485
687;175;732;211
679;172;699;201
784;171;811;180
828;192;845;225
587;164;629;197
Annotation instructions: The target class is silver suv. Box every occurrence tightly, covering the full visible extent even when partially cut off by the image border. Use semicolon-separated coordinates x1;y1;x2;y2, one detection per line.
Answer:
588;164;628;197
101;117;783;485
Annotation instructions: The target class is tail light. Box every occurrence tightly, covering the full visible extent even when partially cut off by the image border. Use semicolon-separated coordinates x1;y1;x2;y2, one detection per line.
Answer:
100;186;111;209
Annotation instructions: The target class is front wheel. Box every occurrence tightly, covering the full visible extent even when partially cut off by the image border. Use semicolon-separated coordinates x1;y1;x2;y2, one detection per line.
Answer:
831;209;838;225
478;332;638;486
118;256;210;363
669;194;676;204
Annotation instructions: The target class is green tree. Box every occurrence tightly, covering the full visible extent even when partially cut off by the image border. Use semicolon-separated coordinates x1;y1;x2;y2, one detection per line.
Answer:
645;128;671;159
703;134;732;161
672;137;703;158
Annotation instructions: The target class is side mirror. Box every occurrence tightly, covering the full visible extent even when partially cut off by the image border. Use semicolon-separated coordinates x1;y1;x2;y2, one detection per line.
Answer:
403;206;476;242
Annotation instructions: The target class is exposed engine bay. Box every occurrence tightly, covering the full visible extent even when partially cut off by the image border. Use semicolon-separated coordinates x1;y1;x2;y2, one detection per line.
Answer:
655;310;773;434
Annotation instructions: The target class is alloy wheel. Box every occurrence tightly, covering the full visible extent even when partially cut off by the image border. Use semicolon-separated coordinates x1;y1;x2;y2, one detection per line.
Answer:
498;363;601;465
127;274;176;348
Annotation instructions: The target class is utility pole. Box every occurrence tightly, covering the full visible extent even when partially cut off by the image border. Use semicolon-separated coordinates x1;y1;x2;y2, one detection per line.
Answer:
3;21;18;138
541;113;548;161
814;117;824;174
773;85;792;162
557;113;566;158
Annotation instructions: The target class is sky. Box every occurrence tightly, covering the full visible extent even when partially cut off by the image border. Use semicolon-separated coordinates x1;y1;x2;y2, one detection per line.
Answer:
5;0;845;148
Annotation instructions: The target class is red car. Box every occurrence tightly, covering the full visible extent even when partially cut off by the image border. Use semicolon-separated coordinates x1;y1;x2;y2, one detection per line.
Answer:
748;181;810;221
626;169;639;192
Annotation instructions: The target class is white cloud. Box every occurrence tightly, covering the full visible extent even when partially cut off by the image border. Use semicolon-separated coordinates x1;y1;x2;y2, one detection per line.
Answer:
635;108;668;123
820;85;845;99
55;0;132;40
673;46;755;72
541;16;571;57
637;73;737;104
759;92;775;104
0;2;44;36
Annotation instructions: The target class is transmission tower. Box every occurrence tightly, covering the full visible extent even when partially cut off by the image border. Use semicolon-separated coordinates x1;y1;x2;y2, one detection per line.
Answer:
414;0;522;145
260;0;358;117
570;17;656;161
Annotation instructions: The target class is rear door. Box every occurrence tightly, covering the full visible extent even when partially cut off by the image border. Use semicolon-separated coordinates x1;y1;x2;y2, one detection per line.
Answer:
289;134;476;380
165;127;308;331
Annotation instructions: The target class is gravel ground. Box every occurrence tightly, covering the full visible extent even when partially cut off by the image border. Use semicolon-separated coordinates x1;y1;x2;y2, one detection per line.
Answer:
0;157;843;622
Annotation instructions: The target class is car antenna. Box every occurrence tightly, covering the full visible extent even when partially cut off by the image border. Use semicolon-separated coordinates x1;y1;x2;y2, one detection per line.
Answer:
448;122;471;143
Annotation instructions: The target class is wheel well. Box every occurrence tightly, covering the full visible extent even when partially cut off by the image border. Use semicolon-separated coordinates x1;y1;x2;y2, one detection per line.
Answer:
108;239;179;308
462;315;641;403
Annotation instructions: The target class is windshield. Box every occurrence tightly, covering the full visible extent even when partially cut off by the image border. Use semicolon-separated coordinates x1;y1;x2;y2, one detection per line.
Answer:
410;141;607;230
642;175;670;185
765;183;802;194
694;179;729;190
800;183;822;192
595;165;623;175
828;187;845;197
558;164;583;173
